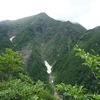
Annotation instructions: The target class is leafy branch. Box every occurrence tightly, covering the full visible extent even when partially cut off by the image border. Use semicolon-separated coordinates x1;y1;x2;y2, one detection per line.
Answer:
74;45;100;81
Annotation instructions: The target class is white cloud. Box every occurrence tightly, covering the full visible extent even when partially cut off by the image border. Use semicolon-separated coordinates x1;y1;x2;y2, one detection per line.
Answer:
0;0;100;29
79;0;100;29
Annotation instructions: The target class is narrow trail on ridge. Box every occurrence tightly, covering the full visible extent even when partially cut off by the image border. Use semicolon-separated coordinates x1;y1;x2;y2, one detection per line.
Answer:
44;61;63;100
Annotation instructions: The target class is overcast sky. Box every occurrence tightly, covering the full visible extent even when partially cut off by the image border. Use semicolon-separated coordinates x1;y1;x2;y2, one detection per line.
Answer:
0;0;100;29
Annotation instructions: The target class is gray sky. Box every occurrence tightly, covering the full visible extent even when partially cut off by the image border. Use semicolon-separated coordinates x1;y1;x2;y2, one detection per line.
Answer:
0;0;100;29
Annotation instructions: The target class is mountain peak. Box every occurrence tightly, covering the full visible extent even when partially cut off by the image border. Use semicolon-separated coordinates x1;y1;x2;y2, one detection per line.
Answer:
36;12;50;18
38;12;48;15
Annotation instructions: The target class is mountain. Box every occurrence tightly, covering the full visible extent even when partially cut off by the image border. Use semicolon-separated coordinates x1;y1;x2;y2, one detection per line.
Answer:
0;12;85;81
0;12;100;93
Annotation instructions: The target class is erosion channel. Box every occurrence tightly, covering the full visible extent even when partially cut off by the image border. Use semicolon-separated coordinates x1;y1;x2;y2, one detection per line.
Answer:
44;61;62;100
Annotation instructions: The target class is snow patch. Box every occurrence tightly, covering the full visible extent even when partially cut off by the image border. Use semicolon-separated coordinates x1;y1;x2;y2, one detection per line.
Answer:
51;80;53;83
44;61;52;74
10;36;15;42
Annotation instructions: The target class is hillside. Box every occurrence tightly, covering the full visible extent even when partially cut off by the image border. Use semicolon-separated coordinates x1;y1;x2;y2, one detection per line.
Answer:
52;26;100;92
0;12;100;93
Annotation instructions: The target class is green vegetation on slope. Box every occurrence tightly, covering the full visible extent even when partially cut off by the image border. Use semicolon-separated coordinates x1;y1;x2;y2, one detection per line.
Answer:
52;26;100;93
0;21;13;53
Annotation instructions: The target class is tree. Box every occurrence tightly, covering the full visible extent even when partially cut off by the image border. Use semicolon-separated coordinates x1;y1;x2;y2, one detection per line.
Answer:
0;74;56;100
0;48;57;100
0;48;24;80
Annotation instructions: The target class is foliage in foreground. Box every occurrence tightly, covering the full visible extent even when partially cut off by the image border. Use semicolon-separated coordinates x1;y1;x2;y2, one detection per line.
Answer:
0;74;56;100
0;48;24;80
0;48;57;100
56;45;100;100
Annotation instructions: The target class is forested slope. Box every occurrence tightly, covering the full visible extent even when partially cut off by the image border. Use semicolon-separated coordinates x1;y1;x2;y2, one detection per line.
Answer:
52;26;100;93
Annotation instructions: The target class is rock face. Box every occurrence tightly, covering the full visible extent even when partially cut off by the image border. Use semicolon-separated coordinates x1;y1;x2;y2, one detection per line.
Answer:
21;44;32;65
